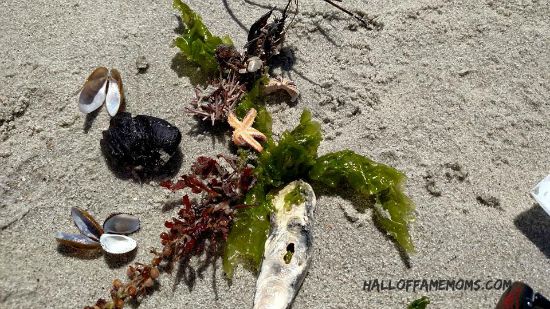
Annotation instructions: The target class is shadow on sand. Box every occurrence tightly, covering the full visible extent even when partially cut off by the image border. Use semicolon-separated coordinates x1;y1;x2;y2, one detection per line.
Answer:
514;204;550;259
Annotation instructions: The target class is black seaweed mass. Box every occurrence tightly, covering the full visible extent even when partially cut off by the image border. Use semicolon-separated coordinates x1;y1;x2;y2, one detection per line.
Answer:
101;112;182;176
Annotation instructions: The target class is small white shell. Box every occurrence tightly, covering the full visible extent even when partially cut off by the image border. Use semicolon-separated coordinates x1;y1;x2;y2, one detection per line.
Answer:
532;174;550;216
247;57;263;73
105;80;121;116
105;69;123;117
99;233;137;255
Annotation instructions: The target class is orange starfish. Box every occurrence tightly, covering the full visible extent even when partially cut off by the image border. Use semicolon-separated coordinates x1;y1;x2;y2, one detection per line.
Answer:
227;108;267;152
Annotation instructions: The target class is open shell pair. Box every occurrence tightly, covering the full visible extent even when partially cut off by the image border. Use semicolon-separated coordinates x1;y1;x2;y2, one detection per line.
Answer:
78;67;124;116
55;207;140;255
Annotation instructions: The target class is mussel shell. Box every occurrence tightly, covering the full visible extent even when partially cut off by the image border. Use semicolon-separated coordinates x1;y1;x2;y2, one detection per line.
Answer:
103;213;140;235
99;233;137;255
78;67;109;114
71;207;103;241
105;69;124;117
55;232;101;249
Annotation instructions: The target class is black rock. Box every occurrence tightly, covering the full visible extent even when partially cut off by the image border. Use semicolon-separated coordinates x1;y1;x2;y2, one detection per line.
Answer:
101;112;182;174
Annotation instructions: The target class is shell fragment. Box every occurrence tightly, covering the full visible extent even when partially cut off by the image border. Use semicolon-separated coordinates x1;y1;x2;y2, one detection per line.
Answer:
263;76;299;102
253;180;316;309
247;56;263;73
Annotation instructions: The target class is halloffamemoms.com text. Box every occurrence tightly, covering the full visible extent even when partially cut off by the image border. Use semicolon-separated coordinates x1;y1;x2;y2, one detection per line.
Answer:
363;279;512;293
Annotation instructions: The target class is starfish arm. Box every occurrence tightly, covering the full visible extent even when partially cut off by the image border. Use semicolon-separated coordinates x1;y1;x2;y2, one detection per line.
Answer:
240;133;264;152
242;108;257;128
227;112;241;129
228;108;266;152
232;131;246;146
246;128;267;141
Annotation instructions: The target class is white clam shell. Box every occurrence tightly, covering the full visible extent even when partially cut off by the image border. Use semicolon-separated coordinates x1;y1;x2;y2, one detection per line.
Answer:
105;69;123;117
105;80;121;116
99;233;137;255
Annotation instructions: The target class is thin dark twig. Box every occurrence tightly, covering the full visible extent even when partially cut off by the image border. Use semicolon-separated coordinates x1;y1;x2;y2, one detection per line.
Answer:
289;67;322;88
321;0;374;29
284;0;299;31
243;0;285;13
313;22;339;47
222;0;248;32
243;0;378;30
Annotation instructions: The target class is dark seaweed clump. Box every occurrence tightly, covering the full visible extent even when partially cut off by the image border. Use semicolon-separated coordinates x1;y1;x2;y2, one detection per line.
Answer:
174;0;290;125
101;112;182;177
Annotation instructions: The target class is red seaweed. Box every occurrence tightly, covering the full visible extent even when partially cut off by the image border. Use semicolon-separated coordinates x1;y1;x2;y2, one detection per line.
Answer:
86;155;255;309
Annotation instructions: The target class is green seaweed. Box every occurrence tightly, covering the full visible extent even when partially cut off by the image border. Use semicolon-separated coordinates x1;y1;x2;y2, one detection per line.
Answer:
223;110;322;277
173;0;233;73
283;247;294;264
234;74;272;139
284;186;305;211
310;150;415;252
255;110;322;188
222;185;273;277
408;296;430;309
223;109;415;277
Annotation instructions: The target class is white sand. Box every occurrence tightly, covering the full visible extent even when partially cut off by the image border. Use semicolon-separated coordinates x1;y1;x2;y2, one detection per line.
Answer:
0;0;549;308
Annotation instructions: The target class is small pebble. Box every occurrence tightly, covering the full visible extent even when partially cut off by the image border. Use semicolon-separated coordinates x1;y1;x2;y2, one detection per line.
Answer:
247;57;263;73
136;56;149;73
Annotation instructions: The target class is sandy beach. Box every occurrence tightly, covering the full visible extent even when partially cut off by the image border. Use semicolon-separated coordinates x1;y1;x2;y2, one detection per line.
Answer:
0;0;549;308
